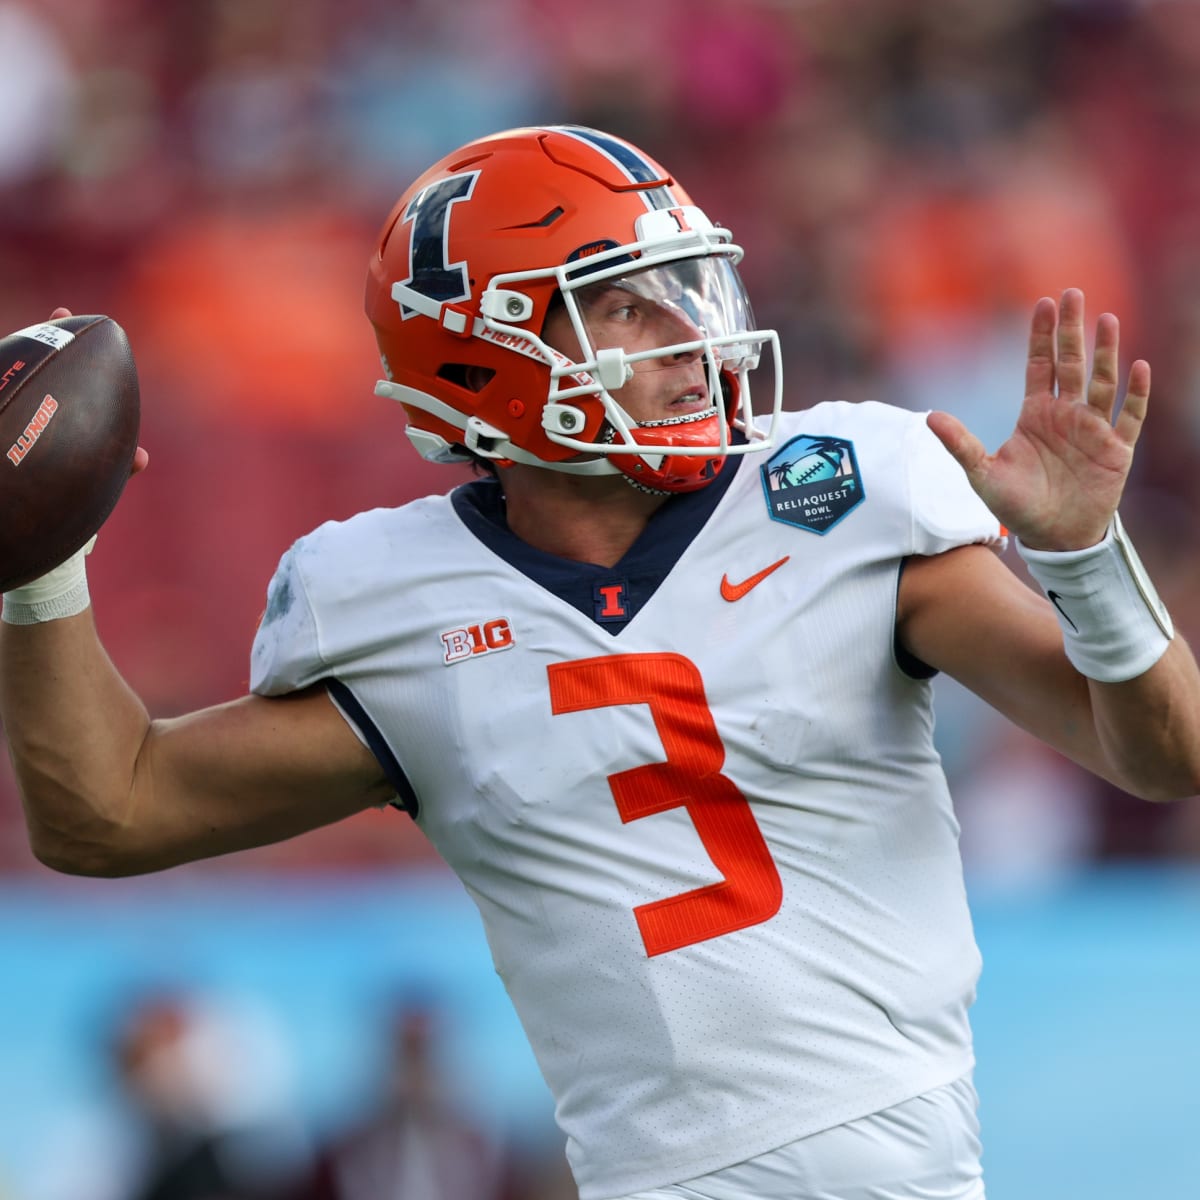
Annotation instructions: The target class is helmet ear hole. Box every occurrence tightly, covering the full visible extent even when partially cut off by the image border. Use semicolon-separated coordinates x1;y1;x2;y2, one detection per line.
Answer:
437;364;496;394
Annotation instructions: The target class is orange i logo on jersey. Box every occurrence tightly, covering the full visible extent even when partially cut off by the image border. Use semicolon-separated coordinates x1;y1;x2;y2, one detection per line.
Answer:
593;580;629;624
440;618;514;665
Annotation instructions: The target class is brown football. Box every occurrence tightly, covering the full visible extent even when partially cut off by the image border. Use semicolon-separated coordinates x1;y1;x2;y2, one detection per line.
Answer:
0;315;140;592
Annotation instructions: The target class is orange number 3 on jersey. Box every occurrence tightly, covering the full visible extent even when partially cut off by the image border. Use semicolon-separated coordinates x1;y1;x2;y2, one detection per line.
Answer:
548;652;783;957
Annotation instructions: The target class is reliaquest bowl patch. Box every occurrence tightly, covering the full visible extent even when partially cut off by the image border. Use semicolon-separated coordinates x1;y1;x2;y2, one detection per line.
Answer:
760;434;864;533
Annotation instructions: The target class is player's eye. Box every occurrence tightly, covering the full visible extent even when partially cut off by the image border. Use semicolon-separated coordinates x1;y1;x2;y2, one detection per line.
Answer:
579;286;636;320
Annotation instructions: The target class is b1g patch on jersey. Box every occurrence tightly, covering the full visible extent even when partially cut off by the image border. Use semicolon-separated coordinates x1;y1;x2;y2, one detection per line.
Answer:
441;618;514;665
761;434;863;533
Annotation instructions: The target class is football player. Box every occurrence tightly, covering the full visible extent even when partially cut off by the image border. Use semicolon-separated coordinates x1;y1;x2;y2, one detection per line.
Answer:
4;125;1200;1200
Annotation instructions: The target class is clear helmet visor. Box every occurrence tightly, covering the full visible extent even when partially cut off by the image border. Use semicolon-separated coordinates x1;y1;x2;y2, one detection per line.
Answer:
565;256;759;379
534;251;783;468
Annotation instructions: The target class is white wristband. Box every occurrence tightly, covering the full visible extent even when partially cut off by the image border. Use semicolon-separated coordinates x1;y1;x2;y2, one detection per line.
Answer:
2;537;95;625
1017;514;1173;683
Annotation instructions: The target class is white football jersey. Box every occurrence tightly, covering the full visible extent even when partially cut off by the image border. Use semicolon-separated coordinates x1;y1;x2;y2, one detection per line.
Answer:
250;403;1005;1200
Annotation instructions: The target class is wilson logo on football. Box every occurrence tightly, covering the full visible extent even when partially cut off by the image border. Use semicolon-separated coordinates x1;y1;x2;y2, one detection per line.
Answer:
7;394;59;466
441;618;515;665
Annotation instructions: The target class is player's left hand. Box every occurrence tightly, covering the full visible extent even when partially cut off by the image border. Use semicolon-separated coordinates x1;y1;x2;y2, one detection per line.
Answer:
926;288;1148;551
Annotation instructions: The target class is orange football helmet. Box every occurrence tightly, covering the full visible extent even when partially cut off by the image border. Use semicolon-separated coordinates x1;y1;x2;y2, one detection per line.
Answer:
365;125;782;493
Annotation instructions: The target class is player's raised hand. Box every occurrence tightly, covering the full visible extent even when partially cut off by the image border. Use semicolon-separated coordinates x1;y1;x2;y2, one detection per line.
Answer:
926;288;1149;551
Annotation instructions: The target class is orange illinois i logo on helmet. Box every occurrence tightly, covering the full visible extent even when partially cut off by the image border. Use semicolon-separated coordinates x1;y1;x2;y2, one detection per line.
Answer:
440;617;515;665
393;171;480;321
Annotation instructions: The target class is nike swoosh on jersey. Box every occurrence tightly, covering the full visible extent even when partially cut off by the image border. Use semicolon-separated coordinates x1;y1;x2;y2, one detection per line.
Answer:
720;555;791;602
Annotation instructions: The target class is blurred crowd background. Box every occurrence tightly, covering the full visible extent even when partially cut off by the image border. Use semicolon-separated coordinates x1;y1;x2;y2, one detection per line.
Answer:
2;0;1200;1197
